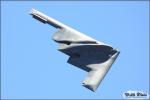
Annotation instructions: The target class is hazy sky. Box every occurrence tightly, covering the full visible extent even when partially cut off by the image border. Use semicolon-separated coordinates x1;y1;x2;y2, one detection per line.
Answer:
1;1;149;99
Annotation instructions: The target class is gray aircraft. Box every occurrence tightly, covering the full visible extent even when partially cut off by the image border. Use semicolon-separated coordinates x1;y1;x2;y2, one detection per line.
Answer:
30;9;120;92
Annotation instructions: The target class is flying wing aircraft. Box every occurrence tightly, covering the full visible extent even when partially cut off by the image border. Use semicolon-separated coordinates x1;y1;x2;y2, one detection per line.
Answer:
30;9;120;92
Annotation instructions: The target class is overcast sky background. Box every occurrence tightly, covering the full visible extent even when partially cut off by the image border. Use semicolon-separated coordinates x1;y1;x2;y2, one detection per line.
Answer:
1;1;149;99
